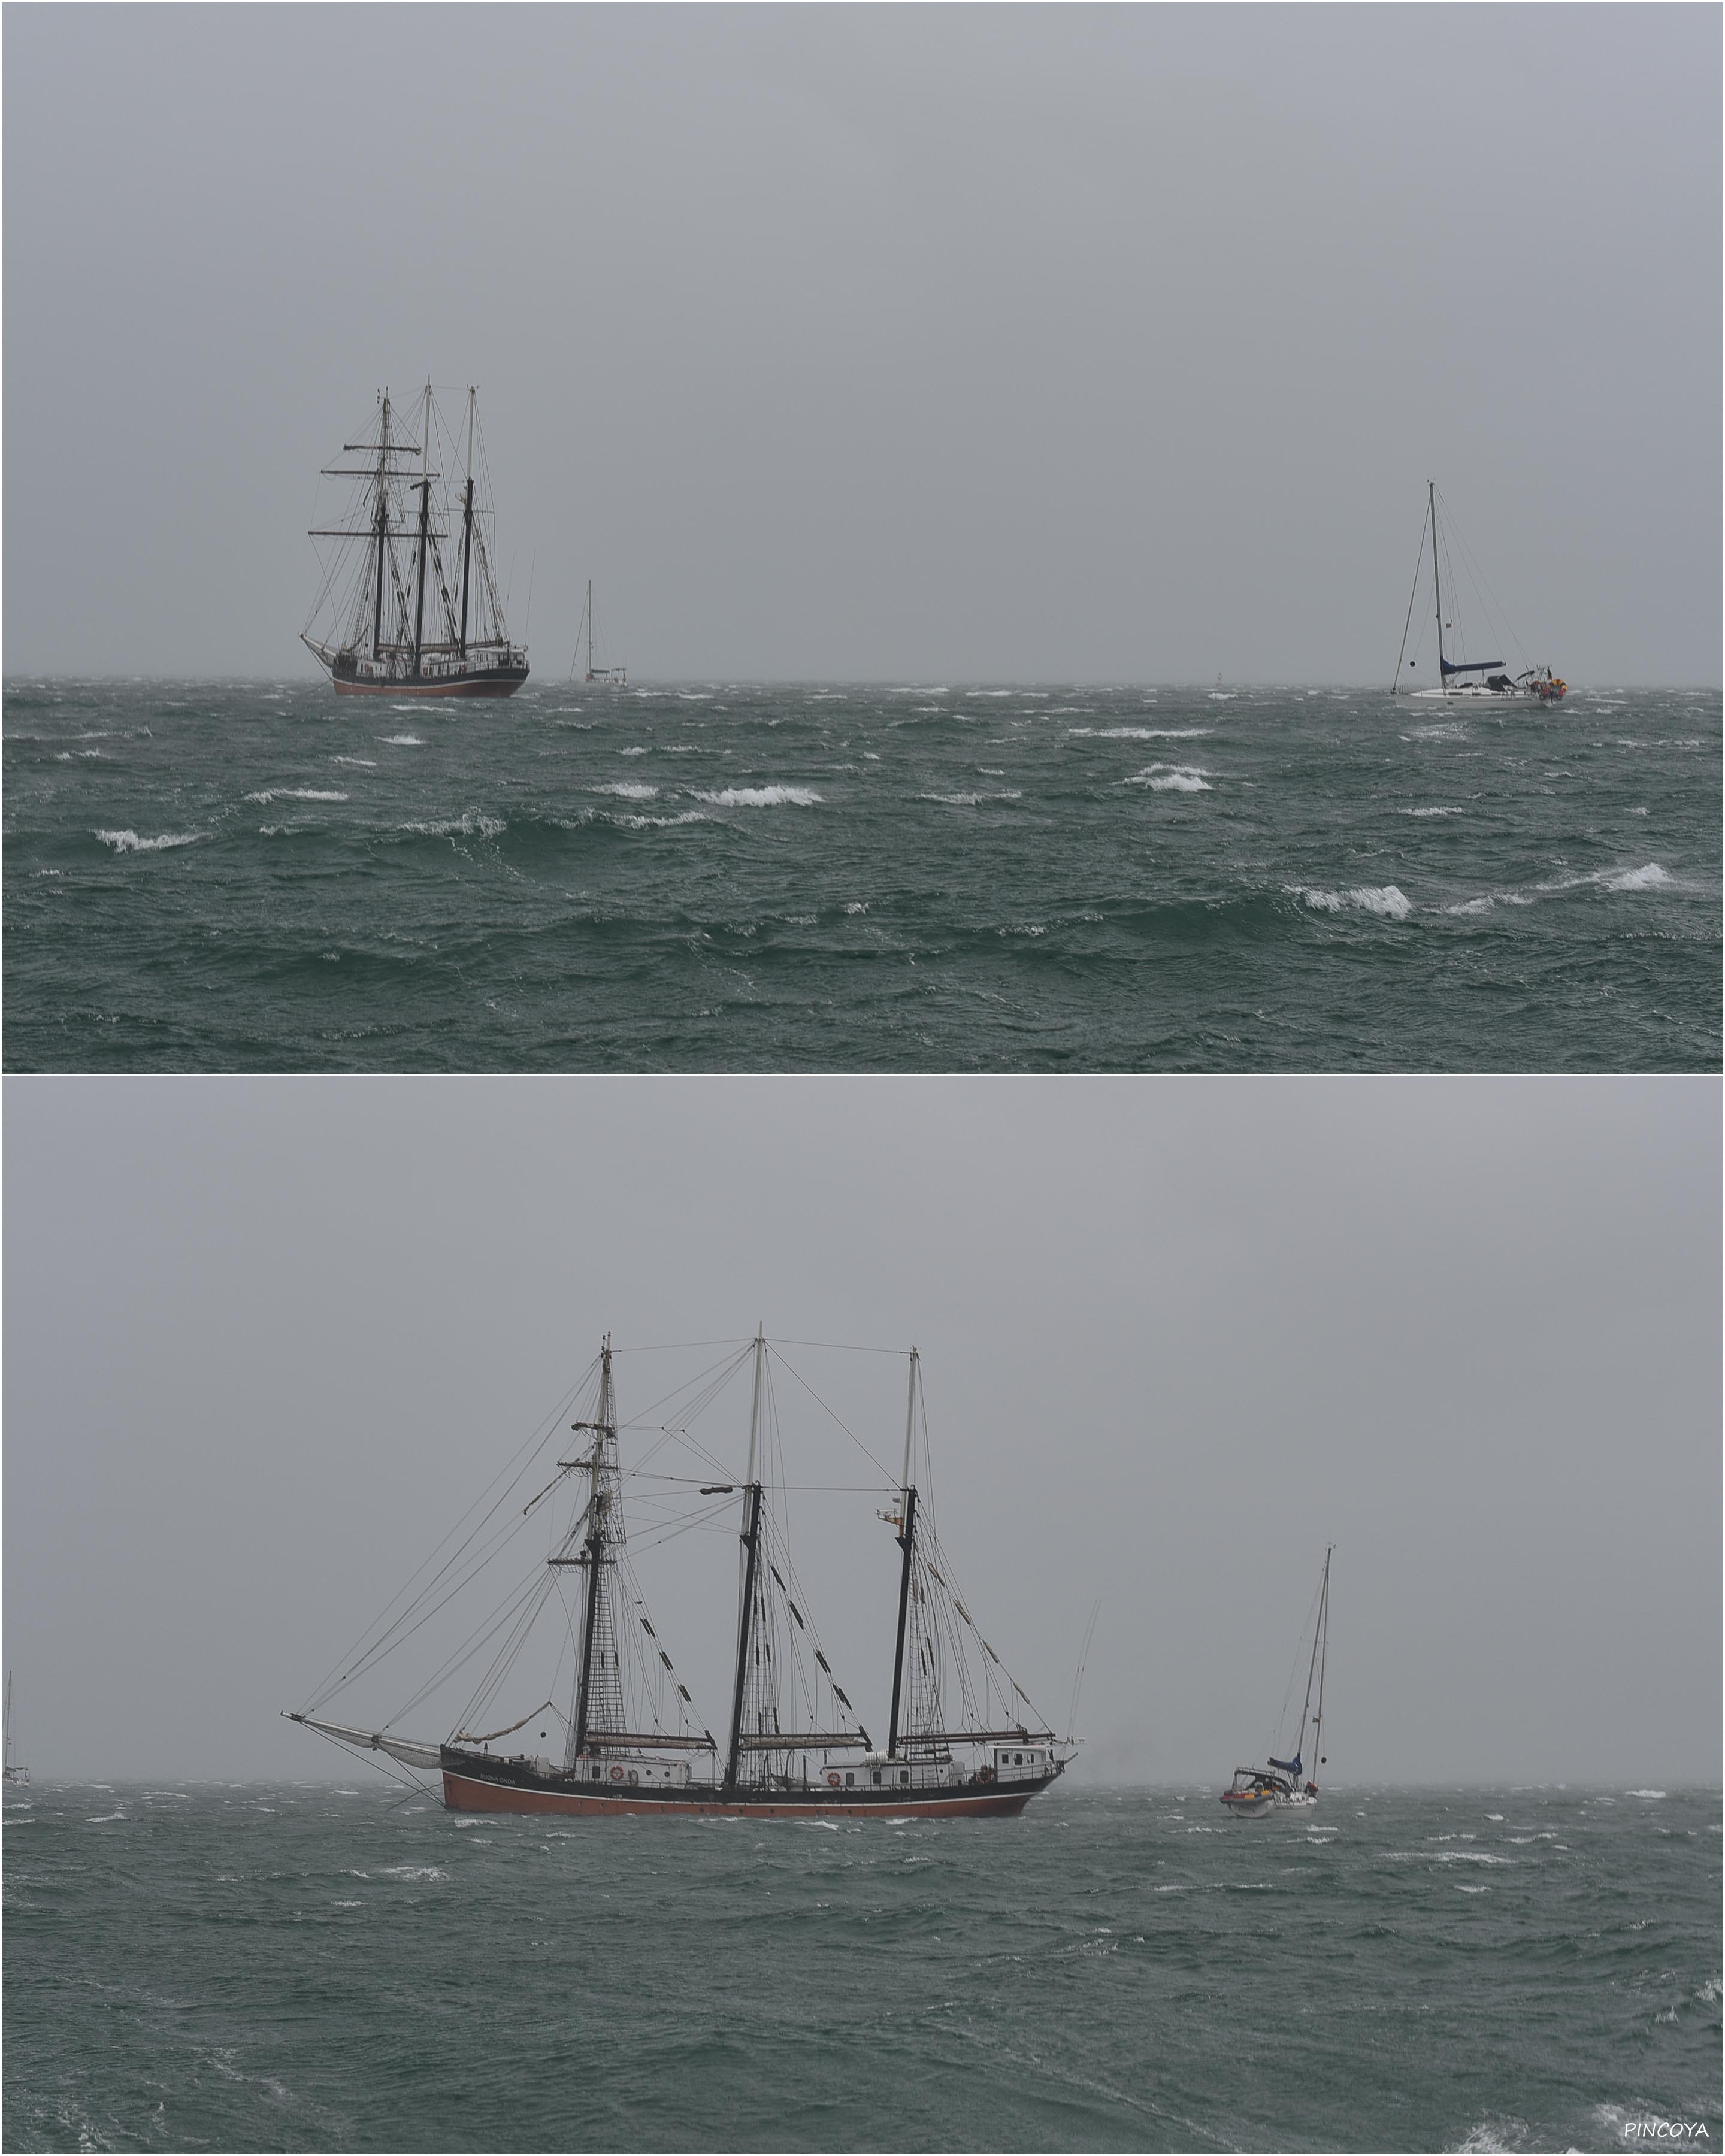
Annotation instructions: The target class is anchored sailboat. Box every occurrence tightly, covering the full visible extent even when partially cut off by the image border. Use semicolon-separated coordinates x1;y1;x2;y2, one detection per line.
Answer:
291;1333;1070;1819
574;581;627;686
302;384;529;698
1393;483;1566;702
1221;1548;1331;1818
4;1671;28;1787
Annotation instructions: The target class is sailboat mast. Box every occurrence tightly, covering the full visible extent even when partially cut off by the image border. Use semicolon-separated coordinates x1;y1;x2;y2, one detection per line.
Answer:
570;1339;615;1761
587;580;594;677
458;389;475;659
3;1671;10;1773
410;383;432;680
1296;1551;1328;1767
1429;480;1445;680
1310;1548;1332;1782
371;394;391;661
723;1332;768;1790
725;1481;764;1789
886;1349;920;1758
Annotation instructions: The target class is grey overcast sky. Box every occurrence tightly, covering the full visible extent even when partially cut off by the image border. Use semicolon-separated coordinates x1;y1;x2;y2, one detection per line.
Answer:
3;4;1718;683
4;1075;1717;1785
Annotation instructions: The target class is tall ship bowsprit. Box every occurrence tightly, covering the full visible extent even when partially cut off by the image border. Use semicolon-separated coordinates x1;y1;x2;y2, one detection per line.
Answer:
290;1333;1072;1818
302;384;529;698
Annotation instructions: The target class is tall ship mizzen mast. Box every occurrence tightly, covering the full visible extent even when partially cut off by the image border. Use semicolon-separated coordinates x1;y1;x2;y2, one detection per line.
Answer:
290;1332;1070;1818
302;384;529;698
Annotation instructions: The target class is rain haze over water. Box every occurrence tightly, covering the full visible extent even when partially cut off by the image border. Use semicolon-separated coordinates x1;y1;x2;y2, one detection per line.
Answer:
2;7;1719;685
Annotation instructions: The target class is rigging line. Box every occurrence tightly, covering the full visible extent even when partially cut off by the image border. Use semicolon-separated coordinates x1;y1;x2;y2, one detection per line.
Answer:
768;1339;910;1356
307;1488;567;1709
1392;502;1430;692
405;1560;561;1734
608;1337;754;1356
627;1474;891;1492
301;1363;595;1706
765;1343;896;1482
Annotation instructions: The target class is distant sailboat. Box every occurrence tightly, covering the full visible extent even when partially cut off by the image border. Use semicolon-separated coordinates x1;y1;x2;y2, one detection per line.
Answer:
1221;1548;1331;1817
574;581;627;686
4;1671;28;1786
1393;483;1566;701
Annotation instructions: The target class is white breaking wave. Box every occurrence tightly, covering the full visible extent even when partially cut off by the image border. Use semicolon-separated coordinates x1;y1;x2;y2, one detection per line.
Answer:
397;810;505;840
922;790;1022;805
1127;764;1212;792
1069;726;1212;740
332;756;377;768
95;828;201;853
1403;807;1464;817
244;788;349;804
380;734;424;747
695;786;821;807
1296;885;1413;920
616;810;710;829
592;782;659;800
1627;1789;1668;1800
1606;863;1672;891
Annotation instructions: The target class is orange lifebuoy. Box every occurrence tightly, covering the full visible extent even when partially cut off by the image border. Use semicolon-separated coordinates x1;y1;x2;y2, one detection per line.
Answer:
827;1771;841;1788
610;1764;625;1782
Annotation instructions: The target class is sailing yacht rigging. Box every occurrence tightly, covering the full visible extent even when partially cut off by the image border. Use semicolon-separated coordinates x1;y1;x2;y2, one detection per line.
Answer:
302;384;529;698
290;1333;1070;1818
574;581;627;686
1393;483;1566;702
4;1671;28;1787
1221;1548;1331;1817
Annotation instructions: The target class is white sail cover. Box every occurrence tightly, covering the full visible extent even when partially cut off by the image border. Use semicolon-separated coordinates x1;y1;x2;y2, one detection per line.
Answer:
289;1713;443;1771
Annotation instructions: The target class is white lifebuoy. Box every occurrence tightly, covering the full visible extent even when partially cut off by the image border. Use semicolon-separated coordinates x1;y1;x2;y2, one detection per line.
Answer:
827;1771;841;1788
610;1764;625;1782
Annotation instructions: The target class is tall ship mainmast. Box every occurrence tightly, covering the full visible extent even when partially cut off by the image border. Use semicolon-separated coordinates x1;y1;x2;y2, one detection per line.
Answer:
292;1333;1070;1818
302;384;529;698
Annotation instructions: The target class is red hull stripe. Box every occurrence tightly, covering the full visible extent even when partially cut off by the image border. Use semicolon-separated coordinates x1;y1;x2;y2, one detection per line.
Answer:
330;677;525;700
441;1768;1035;1820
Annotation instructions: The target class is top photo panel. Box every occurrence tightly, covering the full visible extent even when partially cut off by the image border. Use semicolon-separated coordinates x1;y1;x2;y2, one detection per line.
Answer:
4;5;1718;1074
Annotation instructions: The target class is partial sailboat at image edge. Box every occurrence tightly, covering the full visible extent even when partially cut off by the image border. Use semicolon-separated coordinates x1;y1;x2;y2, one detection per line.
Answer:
290;1333;1072;1819
302;384;529;698
1393;483;1566;702
1221;1547;1331;1817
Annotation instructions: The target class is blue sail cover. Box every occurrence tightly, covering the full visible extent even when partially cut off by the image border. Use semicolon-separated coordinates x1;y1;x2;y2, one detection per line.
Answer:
1269;1753;1302;1777
1441;656;1503;674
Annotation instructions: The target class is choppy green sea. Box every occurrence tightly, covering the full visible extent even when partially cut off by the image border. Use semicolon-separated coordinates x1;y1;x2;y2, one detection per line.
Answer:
3;1781;1718;2152
4;680;1717;1071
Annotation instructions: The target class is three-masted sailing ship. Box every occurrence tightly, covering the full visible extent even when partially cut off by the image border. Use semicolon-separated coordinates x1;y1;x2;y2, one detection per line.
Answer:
1221;1547;1331;1817
302;384;529;697
1393;483;1566;701
291;1333;1069;1819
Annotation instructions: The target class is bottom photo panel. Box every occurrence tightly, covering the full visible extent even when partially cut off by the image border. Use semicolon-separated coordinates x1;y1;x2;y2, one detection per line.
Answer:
4;1073;1720;2156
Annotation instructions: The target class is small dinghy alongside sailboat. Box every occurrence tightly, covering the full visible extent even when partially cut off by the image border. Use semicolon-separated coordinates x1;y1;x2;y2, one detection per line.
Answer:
1393;484;1566;702
1221;1548;1331;1818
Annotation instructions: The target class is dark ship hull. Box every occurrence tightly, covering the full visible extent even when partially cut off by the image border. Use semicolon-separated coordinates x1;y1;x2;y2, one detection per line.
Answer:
326;665;528;700
443;1750;1057;1820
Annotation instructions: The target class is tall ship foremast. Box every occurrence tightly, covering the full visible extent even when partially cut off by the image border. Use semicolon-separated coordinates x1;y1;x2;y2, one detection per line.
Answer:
292;1333;1071;1818
302;384;529;698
